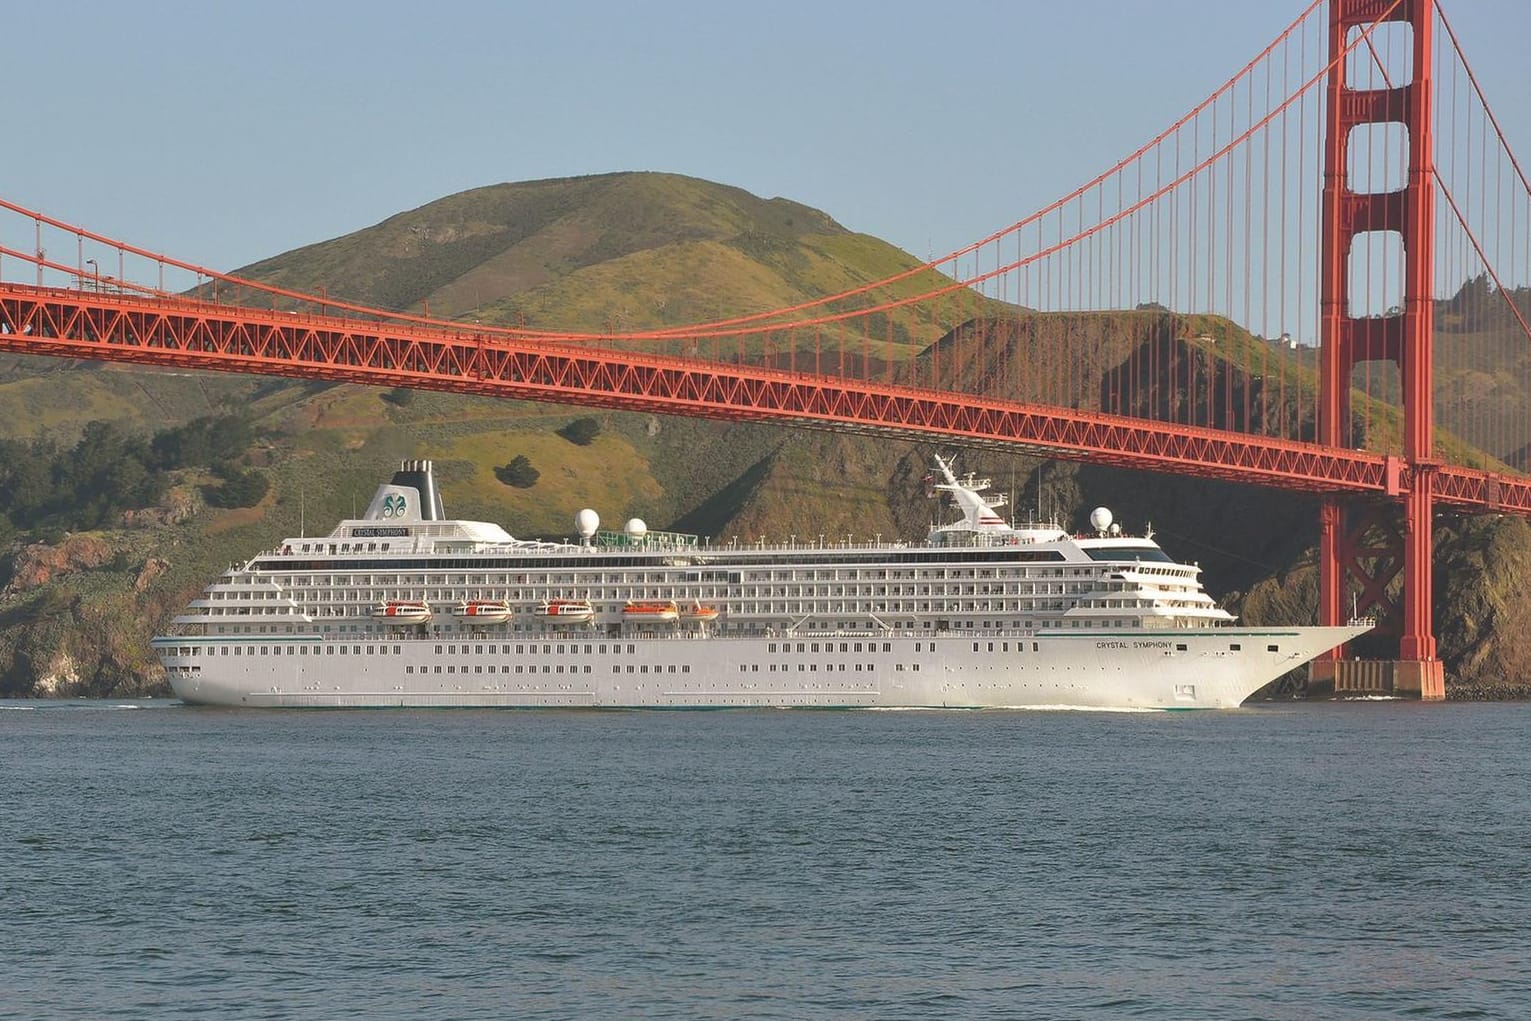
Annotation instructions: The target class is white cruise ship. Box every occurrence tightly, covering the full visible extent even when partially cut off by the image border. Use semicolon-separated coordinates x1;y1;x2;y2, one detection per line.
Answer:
153;457;1369;709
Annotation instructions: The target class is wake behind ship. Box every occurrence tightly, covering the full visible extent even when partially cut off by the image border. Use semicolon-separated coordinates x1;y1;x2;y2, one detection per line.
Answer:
153;458;1369;709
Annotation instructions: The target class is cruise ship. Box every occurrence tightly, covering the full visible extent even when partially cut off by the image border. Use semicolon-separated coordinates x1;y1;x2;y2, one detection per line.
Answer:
153;457;1369;709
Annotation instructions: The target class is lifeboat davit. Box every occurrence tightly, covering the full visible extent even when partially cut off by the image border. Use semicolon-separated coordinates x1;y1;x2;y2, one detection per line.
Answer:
452;600;512;624
372;600;431;625
536;599;594;625
623;600;679;623
679;602;719;623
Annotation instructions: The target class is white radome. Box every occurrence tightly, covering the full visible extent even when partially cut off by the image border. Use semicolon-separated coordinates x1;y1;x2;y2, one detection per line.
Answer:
625;517;648;538
575;508;600;538
1089;507;1113;533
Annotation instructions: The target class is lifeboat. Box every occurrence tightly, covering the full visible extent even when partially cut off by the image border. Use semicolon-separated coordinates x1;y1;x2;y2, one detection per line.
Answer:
452;599;512;624
536;599;594;625
679;602;719;623
372;600;431;625
623;600;679;623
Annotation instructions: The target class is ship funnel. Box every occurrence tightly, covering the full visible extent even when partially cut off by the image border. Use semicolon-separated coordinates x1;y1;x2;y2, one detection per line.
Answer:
379;458;445;521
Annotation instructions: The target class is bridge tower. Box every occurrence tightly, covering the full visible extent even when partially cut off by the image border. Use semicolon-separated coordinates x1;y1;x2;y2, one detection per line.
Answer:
1314;0;1444;698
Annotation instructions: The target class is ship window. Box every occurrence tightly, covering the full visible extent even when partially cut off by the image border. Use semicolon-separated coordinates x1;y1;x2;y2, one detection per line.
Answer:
1229;644;1242;652
811;643;820;653
599;645;607;654
769;643;777;653
882;643;891;652
683;666;690;673
1032;642;1039;652
394;646;401;655
406;666;413;674
915;642;921;652
913;664;920;672
612;666;620;674
435;645;443;654
516;645;525;654
1268;644;1279;652
973;643;980;652
435;666;442;674
739;665;747;672
1176;643;1188;651
447;665;455;674
353;646;361;655
628;645;635;654
987;642;994;652
365;646;373;655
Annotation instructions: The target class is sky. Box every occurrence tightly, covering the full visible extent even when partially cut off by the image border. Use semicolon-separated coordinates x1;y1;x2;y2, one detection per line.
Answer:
5;0;1530;281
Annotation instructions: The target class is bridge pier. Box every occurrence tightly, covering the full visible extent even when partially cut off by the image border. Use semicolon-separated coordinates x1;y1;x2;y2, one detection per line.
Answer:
1308;658;1444;700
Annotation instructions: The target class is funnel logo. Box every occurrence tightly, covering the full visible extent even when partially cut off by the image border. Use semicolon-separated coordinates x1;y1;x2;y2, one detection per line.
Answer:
381;494;408;518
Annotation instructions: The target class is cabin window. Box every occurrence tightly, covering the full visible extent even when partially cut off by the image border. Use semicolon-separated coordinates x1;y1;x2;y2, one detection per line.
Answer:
1268;644;1280;652
1229;644;1242;652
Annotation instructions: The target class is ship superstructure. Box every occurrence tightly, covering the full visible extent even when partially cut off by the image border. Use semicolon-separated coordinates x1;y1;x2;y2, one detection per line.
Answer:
153;457;1369;709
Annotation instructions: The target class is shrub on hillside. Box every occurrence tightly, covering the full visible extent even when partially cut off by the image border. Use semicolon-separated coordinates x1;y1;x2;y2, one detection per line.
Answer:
494;455;540;488
204;466;270;508
557;417;602;446
380;387;416;407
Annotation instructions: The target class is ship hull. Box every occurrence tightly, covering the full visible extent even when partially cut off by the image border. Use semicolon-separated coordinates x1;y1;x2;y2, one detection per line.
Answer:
156;625;1367;711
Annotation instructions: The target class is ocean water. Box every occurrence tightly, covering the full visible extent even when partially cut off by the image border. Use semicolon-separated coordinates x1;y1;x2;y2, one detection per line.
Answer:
2;700;1529;1020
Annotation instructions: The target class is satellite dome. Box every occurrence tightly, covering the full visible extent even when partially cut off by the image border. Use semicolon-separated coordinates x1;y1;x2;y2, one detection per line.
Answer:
575;508;600;538
624;517;648;539
1089;507;1113;533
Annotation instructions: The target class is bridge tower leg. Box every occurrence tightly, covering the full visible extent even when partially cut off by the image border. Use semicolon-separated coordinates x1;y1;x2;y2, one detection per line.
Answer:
1314;0;1444;699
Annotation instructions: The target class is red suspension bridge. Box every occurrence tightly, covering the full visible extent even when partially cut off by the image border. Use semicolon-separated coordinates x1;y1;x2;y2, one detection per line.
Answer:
1;0;1528;698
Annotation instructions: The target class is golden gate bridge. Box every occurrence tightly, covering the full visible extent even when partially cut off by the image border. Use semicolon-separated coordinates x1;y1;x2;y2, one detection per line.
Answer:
1;0;1528;699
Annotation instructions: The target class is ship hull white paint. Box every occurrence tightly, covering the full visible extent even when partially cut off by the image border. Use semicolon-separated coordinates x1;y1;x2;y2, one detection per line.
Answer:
156;625;1367;710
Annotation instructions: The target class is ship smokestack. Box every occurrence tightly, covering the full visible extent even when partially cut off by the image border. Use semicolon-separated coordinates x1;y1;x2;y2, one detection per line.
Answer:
388;459;445;520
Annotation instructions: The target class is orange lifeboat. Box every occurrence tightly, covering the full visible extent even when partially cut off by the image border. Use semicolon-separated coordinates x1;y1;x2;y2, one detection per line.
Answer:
452;600;512;624
622;600;679;623
679;602;719;623
536;599;594;625
372;600;431;625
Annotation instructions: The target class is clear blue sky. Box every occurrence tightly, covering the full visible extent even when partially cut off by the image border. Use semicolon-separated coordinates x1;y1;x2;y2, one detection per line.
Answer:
6;1;1529;278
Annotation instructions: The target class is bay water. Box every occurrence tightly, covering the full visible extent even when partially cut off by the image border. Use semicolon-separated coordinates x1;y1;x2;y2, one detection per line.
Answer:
3;700;1529;1019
